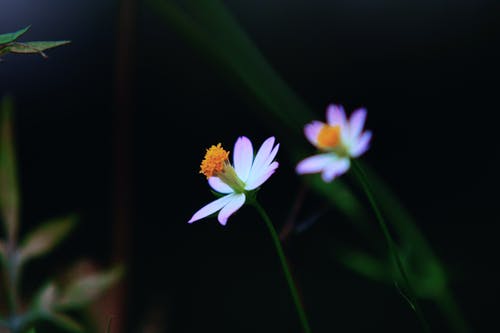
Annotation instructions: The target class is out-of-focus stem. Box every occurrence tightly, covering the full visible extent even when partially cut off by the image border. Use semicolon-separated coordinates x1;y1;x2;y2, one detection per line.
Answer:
352;160;431;333
4;240;21;333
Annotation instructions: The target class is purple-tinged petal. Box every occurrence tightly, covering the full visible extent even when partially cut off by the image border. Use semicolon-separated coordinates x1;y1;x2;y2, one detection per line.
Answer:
188;194;234;223
208;177;234;194
250;142;280;182
218;193;246;225
321;158;350;182
246;161;279;190
349;108;367;141
304;121;323;146
249;137;275;177
263;143;279;169
233;136;253;182
350;130;372;157
296;154;337;175
326;104;346;127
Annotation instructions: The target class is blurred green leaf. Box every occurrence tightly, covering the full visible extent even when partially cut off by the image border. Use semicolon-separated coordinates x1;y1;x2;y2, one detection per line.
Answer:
0;26;31;45
26;327;37;333
56;264;124;310
0;95;20;241
336;248;391;283
1;41;71;58
45;312;84;333
19;215;77;263
32;282;58;312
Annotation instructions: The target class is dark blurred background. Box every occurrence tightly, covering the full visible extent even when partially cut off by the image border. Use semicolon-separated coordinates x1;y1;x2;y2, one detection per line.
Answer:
1;0;499;332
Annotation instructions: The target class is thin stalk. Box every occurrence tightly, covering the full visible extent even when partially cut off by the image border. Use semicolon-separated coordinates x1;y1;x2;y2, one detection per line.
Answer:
4;241;21;333
352;160;431;333
251;200;312;333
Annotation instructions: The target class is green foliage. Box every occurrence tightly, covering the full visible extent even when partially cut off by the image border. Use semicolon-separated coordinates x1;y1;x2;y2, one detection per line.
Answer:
0;26;31;45
28;265;124;333
0;26;70;59
0;97;123;333
55;265;124;310
19;216;77;264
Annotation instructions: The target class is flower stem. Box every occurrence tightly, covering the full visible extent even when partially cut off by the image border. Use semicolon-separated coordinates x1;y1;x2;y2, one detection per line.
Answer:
352;160;431;333
251;200;312;333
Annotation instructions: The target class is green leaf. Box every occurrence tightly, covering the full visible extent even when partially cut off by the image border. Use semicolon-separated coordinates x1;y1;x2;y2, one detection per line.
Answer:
19;215;77;263
32;282;58;312
0;95;20;241
5;41;71;58
46;312;84;333
56;264;124;310
0;26;31;45
335;248;391;283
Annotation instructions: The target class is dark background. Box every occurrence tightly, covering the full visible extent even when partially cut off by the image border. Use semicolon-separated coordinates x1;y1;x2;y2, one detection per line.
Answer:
1;0;499;332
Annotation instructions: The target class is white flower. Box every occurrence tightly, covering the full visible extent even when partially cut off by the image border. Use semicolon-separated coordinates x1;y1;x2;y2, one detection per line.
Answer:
188;136;279;225
296;104;372;182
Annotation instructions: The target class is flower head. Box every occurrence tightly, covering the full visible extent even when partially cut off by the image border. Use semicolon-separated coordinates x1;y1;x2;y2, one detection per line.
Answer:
296;104;372;182
188;136;280;225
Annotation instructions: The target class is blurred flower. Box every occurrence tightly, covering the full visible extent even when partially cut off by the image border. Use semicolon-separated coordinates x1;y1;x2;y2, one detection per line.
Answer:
188;136;279;225
296;104;372;182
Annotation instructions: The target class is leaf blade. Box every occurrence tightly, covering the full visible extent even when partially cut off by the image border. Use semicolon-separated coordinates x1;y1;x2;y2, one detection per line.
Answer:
56;264;124;310
0;26;31;45
19;215;77;263
7;40;71;55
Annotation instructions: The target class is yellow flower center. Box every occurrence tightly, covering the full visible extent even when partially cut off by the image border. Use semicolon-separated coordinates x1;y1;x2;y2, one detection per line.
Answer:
200;143;230;179
317;124;341;149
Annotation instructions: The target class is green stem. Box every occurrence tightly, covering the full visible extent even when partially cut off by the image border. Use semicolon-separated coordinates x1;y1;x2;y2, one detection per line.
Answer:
5;241;22;333
6;244;19;309
352;160;431;333
251;200;312;333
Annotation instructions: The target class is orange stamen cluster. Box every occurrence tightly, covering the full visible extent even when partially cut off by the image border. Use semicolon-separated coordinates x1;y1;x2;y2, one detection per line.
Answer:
199;143;230;179
317;124;341;149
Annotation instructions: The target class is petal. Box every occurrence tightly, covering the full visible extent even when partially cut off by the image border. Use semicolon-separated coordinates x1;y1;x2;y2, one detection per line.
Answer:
350;130;372;157
322;158;351;182
326;104;346;127
349;108;367;141
188;194;234;223
263;143;280;169
296;154;338;175
208;177;233;194
218;193;246;225
233;136;253;182
249;142;280;183
246;161;279;190
249;137;275;178
304;121;323;146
